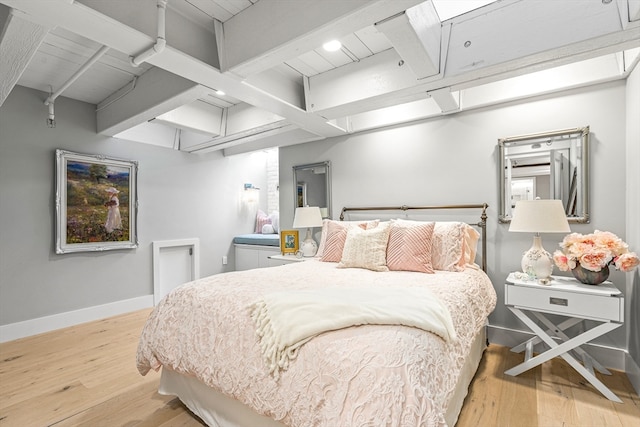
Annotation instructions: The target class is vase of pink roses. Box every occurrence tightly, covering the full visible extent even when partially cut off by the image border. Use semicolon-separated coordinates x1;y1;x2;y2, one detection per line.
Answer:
553;231;640;285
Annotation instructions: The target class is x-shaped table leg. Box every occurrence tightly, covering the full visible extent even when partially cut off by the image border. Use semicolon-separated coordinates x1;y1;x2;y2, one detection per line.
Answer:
505;307;622;403
511;315;611;375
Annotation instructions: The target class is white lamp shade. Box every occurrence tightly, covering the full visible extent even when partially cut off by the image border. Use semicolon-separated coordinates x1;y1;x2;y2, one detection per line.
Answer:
509;199;571;233
509;199;570;283
293;207;323;229
293;207;323;257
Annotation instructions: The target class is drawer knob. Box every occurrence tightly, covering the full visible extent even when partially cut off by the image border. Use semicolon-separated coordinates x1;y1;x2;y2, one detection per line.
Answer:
550;297;568;306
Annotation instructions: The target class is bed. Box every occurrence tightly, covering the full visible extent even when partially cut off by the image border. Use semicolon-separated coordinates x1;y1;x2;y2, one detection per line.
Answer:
137;204;497;427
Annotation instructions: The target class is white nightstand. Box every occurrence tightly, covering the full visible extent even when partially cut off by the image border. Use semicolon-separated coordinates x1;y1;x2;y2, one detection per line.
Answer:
267;254;309;267
504;272;624;402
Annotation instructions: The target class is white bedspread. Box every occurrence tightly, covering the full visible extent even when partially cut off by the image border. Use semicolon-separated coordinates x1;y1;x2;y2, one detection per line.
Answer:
250;287;457;375
137;260;496;427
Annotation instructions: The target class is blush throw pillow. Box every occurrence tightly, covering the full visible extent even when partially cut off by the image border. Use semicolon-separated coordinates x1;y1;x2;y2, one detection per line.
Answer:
337;222;391;272
463;224;481;265
386;220;435;273
254;209;271;234
320;221;355;262
316;219;380;259
431;221;467;271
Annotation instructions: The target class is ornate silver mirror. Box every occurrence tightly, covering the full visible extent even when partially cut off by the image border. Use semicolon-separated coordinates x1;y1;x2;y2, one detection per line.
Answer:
293;161;332;218
499;126;589;223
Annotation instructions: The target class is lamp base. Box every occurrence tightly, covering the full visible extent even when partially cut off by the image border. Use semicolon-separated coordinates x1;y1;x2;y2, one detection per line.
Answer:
300;228;317;257
521;235;553;282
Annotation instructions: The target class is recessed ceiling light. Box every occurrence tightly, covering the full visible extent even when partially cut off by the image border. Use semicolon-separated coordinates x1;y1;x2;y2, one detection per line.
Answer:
322;40;342;52
216;90;225;96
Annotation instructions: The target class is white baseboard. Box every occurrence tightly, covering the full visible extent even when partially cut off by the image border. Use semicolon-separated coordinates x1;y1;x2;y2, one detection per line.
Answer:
0;295;154;343
487;324;627;372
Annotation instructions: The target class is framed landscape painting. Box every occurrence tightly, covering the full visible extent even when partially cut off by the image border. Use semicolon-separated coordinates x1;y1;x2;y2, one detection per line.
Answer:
55;149;138;254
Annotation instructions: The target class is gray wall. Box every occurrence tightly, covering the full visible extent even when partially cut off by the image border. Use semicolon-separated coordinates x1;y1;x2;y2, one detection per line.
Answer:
280;79;633;354
626;64;640;372
0;86;270;325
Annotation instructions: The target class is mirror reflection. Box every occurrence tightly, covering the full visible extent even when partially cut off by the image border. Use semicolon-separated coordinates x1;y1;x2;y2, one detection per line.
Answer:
293;161;332;218
499;126;589;223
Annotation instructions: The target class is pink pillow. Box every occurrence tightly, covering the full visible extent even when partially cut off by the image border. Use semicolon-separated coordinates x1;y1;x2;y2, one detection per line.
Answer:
387;220;435;273
393;220;467;271
320;221;351;262
254;210;271;234
463;224;480;265
431;222;467;271
316;219;380;258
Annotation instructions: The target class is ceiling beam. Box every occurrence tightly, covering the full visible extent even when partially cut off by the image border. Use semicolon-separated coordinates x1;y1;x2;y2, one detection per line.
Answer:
178;103;292;152
97;67;207;136
222;128;324;157
427;88;459;113
77;0;219;69
1;0;346;139
219;0;423;77
307;48;420;114
153;100;224;137
0;5;50;106
307;0;640;119
375;1;441;79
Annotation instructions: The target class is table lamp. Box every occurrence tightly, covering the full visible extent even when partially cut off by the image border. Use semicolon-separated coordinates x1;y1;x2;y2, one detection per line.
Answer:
509;199;570;283
292;206;324;257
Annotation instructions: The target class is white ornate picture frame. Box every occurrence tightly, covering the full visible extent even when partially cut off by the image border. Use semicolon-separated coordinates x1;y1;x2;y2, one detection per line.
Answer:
55;149;138;254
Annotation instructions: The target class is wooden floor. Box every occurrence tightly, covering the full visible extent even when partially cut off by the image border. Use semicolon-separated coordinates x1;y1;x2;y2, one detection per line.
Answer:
1;309;638;427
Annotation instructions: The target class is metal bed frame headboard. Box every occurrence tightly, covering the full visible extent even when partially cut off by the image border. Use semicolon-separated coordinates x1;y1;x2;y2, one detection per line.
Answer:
339;203;489;272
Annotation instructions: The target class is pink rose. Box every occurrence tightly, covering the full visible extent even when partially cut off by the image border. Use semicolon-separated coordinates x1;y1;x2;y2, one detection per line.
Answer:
615;252;640;272
553;250;570;271
579;250;611;272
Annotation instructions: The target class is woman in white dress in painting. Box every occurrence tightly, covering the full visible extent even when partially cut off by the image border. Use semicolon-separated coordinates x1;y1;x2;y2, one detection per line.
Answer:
104;187;122;233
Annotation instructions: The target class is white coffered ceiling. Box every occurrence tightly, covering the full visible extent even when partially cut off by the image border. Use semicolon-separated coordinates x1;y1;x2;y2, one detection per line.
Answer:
0;0;639;155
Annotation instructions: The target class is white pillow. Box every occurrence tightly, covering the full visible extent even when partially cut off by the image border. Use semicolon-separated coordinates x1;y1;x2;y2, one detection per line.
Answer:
269;211;280;233
316;219;380;258
261;224;275;234
337;222;391;272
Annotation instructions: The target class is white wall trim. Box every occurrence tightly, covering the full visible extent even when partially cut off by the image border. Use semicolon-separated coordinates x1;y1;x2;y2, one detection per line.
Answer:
152;238;200;305
488;324;628;372
0;295;153;343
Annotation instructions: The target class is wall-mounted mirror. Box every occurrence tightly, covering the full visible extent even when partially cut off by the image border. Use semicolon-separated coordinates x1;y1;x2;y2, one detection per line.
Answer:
293;161;332;218
499;126;589;223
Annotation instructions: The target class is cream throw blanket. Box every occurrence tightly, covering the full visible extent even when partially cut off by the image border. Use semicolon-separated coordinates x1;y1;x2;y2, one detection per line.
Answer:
250;287;457;376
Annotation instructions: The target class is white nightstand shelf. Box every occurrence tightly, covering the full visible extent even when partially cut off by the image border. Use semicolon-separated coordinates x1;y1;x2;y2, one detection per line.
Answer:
267;254;309;266
504;273;624;403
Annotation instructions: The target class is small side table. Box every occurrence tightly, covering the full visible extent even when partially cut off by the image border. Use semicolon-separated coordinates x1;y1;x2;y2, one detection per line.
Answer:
504;273;624;403
267;254;309;266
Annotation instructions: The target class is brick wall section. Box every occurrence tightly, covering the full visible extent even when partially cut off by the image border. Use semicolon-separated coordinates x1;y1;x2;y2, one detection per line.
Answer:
266;148;279;214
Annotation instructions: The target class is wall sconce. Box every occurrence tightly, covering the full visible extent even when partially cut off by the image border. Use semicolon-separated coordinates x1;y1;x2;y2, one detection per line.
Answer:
242;183;260;204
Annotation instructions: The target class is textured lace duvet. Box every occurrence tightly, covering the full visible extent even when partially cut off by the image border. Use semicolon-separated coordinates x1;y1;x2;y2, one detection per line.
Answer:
137;260;496;427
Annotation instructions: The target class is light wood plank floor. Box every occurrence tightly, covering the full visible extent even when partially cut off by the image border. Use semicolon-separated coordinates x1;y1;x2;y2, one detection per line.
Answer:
1;309;638;426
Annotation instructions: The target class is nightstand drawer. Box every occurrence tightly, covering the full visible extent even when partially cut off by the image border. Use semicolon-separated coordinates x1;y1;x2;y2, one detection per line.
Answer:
505;284;623;322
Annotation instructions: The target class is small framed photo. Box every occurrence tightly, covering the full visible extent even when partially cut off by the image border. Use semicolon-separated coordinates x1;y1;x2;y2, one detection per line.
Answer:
280;229;299;255
55;149;138;254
